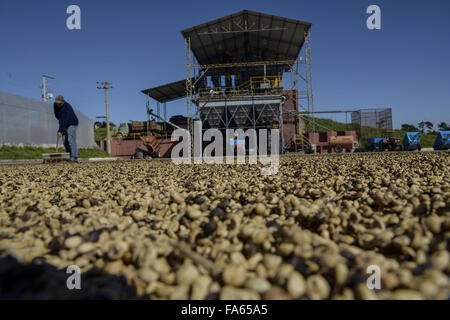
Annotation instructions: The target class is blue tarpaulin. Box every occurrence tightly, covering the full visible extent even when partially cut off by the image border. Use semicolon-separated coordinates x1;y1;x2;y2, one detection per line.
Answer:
402;132;421;150
367;137;387;149
433;131;450;150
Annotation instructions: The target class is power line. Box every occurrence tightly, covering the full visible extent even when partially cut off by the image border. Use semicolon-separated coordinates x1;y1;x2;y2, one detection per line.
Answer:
97;81;114;155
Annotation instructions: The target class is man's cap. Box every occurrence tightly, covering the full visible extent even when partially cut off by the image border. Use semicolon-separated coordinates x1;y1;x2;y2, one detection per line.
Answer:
55;95;64;103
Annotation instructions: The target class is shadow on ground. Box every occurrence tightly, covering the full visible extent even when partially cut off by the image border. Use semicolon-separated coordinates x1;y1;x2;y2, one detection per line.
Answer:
0;256;148;299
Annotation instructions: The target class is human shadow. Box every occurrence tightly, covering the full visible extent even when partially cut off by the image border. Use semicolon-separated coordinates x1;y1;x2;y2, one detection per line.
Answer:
0;256;149;300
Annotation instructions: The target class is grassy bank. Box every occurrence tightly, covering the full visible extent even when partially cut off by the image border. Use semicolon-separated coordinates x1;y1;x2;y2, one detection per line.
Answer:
0;146;110;160
310;117;437;148
93;119;438;149
94;128;107;142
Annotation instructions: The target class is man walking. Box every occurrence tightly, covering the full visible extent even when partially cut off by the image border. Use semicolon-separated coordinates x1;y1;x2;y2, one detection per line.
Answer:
53;95;79;162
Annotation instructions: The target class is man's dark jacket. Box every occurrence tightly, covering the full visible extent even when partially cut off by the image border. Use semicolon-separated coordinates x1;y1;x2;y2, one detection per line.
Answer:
53;102;79;133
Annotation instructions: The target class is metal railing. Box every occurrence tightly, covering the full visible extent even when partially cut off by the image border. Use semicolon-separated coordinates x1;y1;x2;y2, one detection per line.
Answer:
197;76;283;99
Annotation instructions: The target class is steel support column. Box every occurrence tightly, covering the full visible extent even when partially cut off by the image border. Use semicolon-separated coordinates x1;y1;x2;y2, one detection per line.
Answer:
279;101;284;154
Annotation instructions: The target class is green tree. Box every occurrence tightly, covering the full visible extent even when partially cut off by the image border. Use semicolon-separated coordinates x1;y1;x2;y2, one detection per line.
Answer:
424;121;434;133
438;122;450;131
418;121;425;133
401;123;418;131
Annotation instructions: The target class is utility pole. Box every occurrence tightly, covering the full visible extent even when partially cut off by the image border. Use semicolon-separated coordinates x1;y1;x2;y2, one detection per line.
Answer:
97;81;114;155
41;75;55;101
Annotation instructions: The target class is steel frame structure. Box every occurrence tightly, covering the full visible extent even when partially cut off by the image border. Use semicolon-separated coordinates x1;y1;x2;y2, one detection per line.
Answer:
185;29;314;154
155;101;167;129
196;95;285;153
351;108;393;139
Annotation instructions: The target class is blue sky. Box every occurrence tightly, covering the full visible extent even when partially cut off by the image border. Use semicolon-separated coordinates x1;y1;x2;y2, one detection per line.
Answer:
0;0;449;129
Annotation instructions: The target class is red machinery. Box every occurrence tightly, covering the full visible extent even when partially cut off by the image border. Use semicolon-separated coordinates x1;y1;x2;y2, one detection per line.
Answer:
134;136;161;159
329;135;358;153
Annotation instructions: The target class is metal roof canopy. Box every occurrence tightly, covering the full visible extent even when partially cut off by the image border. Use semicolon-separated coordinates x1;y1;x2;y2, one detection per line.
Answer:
181;10;312;66
141;80;187;103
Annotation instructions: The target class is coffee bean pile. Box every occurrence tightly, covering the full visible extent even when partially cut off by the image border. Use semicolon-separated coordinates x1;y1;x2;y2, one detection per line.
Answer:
0;152;448;299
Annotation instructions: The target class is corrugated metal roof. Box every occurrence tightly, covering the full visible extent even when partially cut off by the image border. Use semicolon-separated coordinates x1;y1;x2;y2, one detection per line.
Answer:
141;80;187;103
181;10;312;66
